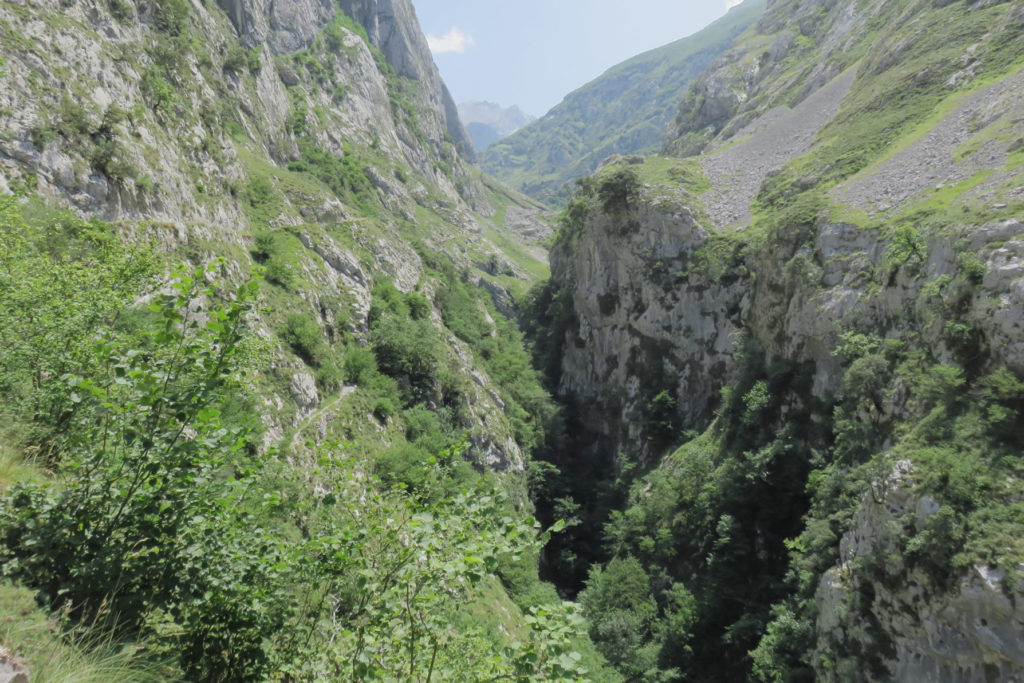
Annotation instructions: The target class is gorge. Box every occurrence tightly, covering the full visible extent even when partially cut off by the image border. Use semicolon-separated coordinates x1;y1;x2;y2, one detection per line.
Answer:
0;0;1023;681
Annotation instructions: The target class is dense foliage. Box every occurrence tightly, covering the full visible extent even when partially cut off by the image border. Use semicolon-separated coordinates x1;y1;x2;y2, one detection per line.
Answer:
0;199;606;681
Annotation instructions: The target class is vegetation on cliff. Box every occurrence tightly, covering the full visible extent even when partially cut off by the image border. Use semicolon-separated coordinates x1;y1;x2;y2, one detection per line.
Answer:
522;0;1024;680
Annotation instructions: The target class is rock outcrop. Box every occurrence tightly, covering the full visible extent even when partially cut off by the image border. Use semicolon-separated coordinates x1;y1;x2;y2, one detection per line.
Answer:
816;460;1024;682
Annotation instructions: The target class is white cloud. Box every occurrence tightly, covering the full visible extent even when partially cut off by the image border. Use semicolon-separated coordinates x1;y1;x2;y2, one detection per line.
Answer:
725;0;744;8
427;27;474;55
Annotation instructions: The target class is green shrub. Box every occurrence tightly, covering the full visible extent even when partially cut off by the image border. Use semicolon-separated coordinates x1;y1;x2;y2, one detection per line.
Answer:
224;44;261;74
0;200;157;451
246;176;276;208
370;314;443;405
29;125;58;150
342;346;377;384
294;139;376;207
402;404;451;455
579;555;661;678
141;67;175;109
152;0;190;35
0;267;289;680
88;138;136;180
598;168;640;214
279;314;326;366
263;260;294;289
372;396;395;422
375;442;432;490
405;291;431;320
105;0;132;21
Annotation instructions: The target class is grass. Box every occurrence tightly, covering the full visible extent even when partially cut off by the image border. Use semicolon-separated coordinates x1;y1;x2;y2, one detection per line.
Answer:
0;443;39;490
234;146;329;228
0;582;178;682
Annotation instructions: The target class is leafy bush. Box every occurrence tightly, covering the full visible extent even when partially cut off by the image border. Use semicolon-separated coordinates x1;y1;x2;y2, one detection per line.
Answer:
223;44;260;74
372;396;395;422
0;199;156;451
0;266;290;680
294;139;376;209
141;66;175;109
152;0;190;35
579;555;676;680
342;345;378;384
370;313;444;405
279;313;327;366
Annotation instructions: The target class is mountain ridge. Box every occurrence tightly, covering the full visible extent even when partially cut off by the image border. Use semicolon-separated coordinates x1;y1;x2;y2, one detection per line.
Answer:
481;0;766;205
458;99;535;152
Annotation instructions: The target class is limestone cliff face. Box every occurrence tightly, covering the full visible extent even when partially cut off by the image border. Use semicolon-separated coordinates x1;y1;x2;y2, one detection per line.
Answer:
0;0;470;223
338;0;473;159
547;0;1024;676
216;0;335;52
0;0;541;471
215;0;474;160
552;171;1024;461
549;190;742;464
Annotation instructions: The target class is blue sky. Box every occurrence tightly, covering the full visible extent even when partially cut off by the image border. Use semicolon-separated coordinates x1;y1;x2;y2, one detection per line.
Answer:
413;0;743;117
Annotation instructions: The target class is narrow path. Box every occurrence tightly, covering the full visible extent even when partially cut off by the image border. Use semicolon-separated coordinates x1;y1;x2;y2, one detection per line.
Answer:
284;384;357;453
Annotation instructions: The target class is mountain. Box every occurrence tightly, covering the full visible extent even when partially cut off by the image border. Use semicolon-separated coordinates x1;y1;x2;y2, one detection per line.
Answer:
0;0;621;679
480;0;766;205
458;100;535;152
531;0;1024;680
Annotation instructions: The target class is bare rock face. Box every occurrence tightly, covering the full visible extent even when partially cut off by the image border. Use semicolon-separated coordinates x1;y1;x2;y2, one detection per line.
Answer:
216;0;336;52
550;194;742;464
290;372;320;420
553;171;1024;464
338;0;475;160
0;646;28;683
213;0;473;161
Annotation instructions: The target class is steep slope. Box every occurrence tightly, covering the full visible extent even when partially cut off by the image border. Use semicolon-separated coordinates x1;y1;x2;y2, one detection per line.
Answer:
532;0;1024;680
481;0;765;205
0;0;548;468
0;0;625;679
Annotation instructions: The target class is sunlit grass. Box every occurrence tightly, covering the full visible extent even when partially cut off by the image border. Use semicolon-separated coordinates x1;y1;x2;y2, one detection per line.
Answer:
0;442;40;490
0;583;180;683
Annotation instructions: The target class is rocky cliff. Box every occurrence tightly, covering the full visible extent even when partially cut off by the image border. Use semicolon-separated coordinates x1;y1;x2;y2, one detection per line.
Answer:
0;0;550;471
539;0;1024;679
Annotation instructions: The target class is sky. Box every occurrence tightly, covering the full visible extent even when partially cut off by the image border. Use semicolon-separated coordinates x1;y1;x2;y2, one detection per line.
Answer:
413;0;744;118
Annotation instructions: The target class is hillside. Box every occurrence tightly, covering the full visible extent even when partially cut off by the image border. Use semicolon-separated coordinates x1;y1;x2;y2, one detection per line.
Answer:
531;0;1024;680
480;0;765;205
0;0;619;679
